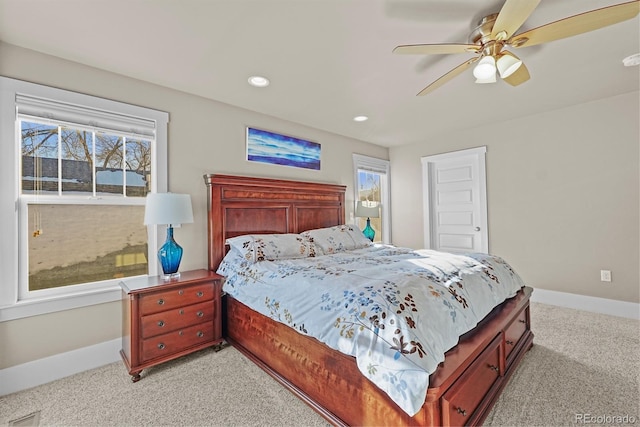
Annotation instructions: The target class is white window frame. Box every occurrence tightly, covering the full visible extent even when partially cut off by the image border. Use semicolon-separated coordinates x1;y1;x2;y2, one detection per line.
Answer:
0;76;168;322
352;154;391;244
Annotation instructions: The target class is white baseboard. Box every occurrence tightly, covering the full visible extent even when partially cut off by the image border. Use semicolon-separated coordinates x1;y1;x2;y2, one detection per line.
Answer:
0;338;121;396
531;288;640;320
2;289;637;397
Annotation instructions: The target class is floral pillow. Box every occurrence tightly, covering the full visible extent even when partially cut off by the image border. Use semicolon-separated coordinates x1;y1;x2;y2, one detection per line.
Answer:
226;233;317;263
300;225;371;255
225;235;255;262
216;246;251;277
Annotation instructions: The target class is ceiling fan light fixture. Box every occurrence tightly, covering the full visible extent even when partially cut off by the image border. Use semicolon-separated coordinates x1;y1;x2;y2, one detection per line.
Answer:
473;56;496;80
396;0;640;95
497;53;523;78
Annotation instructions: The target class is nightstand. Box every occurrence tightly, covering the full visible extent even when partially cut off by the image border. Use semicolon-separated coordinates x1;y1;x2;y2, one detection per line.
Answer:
120;269;224;382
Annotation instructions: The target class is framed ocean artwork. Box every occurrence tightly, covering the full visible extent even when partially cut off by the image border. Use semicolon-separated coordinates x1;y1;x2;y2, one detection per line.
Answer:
246;127;321;170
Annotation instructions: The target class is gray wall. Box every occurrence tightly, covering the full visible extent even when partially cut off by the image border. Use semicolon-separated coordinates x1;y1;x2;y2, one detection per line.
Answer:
390;92;639;304
0;42;388;369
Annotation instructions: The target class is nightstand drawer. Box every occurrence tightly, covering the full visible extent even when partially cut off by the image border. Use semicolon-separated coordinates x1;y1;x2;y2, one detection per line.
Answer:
139;282;214;315
140;300;215;339
141;321;214;362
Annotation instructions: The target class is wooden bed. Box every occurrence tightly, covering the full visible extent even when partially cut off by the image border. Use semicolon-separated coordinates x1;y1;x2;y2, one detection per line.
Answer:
204;174;534;427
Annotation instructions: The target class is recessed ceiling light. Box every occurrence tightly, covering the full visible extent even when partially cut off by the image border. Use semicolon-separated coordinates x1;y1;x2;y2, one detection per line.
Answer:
353;116;368;122
248;76;270;87
622;53;640;67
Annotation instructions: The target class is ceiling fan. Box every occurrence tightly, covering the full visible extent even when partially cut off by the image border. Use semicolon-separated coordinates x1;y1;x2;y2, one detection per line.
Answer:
393;0;640;95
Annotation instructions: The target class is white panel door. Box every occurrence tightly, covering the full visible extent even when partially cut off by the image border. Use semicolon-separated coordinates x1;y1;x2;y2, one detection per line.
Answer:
421;147;488;253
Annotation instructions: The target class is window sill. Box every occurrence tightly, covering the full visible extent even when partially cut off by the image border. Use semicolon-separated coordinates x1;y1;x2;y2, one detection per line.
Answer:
0;286;122;322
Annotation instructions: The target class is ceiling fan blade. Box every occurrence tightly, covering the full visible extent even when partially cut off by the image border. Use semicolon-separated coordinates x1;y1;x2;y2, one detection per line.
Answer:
502;62;530;86
417;57;479;96
491;0;541;40
393;43;480;55
509;0;640;48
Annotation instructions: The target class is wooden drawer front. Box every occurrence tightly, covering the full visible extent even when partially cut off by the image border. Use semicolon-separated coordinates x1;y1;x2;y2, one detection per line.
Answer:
139;282;214;315
140;300;215;339
442;336;501;426
141;321;214;362
504;307;528;361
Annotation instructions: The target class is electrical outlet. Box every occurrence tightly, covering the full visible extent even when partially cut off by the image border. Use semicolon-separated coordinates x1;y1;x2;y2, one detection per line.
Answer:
600;270;612;282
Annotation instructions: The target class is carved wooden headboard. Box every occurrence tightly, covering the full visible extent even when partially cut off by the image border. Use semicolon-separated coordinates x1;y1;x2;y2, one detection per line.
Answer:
204;174;346;270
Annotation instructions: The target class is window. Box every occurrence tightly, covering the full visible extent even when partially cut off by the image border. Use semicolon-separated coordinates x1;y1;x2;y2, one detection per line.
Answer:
0;77;168;320
352;154;390;244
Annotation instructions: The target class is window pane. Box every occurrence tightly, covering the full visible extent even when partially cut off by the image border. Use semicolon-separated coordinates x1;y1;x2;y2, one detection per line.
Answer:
60;126;94;195
27;204;147;291
95;132;124;195
125;138;151;197
357;170;382;242
21;121;59;195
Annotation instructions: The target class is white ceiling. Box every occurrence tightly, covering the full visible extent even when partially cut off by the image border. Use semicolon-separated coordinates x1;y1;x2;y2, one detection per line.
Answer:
1;0;638;147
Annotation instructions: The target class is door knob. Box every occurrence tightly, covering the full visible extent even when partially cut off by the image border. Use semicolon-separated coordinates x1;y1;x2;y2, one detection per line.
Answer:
474;227;481;231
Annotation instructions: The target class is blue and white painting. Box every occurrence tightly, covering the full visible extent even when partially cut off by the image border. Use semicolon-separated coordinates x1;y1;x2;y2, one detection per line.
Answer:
246;127;321;170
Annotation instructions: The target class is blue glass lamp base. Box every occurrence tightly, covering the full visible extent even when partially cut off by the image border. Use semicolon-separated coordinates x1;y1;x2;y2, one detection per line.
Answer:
158;226;183;280
362;217;375;242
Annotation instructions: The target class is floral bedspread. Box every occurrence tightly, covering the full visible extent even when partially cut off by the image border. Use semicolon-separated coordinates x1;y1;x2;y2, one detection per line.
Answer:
218;244;525;416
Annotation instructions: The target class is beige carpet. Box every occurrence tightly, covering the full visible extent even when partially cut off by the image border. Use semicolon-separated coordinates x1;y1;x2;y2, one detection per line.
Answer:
1;302;638;426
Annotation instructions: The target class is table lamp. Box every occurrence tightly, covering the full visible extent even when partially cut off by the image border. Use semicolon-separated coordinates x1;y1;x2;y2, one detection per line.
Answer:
355;200;380;242
144;192;194;279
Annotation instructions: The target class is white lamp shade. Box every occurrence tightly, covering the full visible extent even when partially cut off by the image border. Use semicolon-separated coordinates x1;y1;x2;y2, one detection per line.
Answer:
475;74;497;84
355;200;380;218
497;52;523;78
473;56;496;80
144;193;194;226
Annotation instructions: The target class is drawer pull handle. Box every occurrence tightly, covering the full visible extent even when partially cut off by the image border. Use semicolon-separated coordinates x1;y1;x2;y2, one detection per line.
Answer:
157;320;165;327
196;291;204;297
157;343;165;350
456;407;467;417
157;299;165;305
506;340;514;346
179;309;184;315
519;319;526;323
197;311;204;318
489;364;499;372
197;331;204;338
